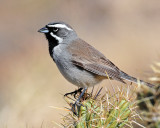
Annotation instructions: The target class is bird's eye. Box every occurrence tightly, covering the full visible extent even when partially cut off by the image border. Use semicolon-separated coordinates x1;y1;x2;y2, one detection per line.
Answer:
53;27;59;32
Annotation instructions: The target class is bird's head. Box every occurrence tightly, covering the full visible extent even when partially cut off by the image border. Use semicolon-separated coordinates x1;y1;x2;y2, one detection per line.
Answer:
38;21;77;44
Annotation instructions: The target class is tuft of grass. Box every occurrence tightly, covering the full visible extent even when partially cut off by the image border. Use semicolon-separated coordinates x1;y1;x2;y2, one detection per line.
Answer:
136;62;160;128
62;84;143;128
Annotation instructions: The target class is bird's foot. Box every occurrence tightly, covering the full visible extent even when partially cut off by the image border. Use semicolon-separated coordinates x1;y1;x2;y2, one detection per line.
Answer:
64;88;83;99
71;101;84;116
65;87;88;116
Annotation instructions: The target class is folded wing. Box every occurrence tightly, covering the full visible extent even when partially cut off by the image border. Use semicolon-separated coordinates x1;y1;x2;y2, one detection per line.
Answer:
68;39;125;83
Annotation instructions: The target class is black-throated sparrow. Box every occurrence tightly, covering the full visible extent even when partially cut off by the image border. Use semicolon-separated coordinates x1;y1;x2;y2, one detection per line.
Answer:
38;21;154;113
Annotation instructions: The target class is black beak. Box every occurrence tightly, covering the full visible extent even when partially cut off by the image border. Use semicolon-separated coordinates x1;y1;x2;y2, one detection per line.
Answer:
38;27;49;33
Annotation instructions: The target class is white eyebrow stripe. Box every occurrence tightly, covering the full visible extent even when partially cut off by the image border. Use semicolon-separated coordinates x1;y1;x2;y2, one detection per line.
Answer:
50;32;63;43
48;24;73;31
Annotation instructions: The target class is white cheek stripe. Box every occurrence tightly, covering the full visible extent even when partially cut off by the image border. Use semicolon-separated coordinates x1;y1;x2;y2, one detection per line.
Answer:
48;24;73;31
50;32;63;43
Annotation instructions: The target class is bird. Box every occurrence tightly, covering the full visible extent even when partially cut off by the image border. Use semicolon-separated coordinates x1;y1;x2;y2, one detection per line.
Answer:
38;21;154;113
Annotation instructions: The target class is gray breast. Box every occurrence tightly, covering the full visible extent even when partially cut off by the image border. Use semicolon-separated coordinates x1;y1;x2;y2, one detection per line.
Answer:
53;44;104;88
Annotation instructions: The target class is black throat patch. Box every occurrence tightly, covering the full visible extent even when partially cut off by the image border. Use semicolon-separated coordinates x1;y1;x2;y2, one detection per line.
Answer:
45;34;59;61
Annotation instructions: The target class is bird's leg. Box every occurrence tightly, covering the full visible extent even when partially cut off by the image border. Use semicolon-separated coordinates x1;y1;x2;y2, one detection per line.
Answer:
72;87;88;115
64;88;83;99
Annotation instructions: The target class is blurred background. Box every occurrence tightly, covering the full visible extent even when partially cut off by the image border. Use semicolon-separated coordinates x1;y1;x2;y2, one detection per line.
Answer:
0;0;160;127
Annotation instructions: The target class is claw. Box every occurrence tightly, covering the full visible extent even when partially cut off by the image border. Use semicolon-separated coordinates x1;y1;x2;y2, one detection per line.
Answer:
72;103;78;115
64;88;83;98
65;87;88;116
70;88;88;115
71;101;84;116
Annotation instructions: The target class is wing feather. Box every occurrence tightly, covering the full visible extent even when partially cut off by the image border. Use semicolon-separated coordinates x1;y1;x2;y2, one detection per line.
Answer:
68;39;125;83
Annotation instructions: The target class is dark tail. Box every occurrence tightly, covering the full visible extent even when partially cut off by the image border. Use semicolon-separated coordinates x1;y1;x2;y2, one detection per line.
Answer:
120;71;155;88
